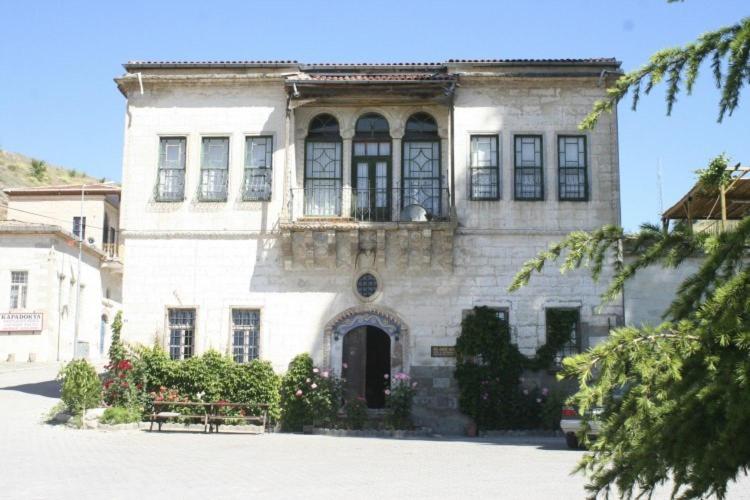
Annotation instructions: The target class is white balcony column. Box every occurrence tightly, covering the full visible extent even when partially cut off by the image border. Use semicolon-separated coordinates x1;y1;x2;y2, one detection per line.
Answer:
390;128;404;222
341;127;355;218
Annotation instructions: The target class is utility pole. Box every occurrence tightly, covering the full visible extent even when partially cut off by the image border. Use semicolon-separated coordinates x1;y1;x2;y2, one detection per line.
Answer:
73;184;84;358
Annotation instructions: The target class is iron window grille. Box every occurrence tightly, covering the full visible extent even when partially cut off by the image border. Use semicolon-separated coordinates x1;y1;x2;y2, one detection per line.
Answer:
558;135;588;201
10;271;28;309
199;137;230;201
469;135;500;200
403;113;441;216
514;135;544;200
231;309;260;363
546;308;581;368
72;216;86;240
356;273;378;298
243;136;273;201
305;114;342;216
156;137;186;202
168;308;195;360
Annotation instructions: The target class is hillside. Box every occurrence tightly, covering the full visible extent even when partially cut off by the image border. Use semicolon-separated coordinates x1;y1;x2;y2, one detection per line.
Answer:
0;149;103;218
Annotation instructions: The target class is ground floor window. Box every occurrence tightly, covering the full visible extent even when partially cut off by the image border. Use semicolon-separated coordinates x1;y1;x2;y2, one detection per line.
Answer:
168;308;195;360
545;308;580;366
232;309;260;363
10;271;28;309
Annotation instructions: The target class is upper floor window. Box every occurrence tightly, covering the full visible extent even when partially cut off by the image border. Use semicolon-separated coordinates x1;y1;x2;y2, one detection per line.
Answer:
168;308;195;360
514;135;544;200
243;136;273;201
10;271;28;309
157;137;186;202
403;113;441;216
72;216;86;240
354;114;391;221
305;114;342;216
199;137;230;201
558;136;588;201
231;309;260;363
469;135;500;200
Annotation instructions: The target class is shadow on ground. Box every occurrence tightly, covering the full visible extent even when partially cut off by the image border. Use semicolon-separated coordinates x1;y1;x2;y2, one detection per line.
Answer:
0;379;60;399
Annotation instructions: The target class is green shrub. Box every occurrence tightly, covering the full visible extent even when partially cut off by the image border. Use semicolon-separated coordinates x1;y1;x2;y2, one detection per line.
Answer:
30;159;47;181
100;406;141;424
345;397;368;430
385;372;417;430
58;359;101;415
280;354;341;431
132;346;281;421
454;306;528;430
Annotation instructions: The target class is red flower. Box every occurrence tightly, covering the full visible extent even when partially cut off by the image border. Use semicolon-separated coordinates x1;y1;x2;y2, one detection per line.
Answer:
118;372;126;379
122;382;129;388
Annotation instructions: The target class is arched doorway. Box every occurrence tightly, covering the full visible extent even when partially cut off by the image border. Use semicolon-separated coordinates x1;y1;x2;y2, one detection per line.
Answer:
342;326;391;408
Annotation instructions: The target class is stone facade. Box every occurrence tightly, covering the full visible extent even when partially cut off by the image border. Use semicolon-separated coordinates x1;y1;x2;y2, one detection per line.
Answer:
116;59;623;431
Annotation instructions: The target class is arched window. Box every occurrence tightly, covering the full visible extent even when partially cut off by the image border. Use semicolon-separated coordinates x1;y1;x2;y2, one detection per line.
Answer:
402;113;441;216
353;114;391;221
305;114;342;216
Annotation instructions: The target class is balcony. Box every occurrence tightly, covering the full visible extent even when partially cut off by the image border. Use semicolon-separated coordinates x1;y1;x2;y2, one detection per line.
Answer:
280;187;456;272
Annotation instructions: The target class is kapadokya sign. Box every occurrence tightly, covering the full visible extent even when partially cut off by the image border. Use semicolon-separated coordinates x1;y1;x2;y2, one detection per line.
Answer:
0;312;43;334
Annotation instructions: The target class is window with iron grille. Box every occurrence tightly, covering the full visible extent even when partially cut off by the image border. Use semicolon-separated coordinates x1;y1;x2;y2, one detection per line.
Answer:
72;216;86;240
10;271;28;309
305;114;342;216
231;309;260;363
199;137;229;201
514;135;544;200
168;308;195;360
546;308;581;367
156;137;186;201
558;135;588;201
469;135;500;200
403;113;441;216
243;136;273;201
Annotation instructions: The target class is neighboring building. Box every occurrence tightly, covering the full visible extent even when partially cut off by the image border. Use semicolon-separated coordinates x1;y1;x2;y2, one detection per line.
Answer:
625;175;749;327
0;184;122;362
115;59;623;431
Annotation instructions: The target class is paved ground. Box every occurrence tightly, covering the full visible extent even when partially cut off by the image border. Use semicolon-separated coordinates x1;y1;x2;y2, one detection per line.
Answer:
1;364;748;500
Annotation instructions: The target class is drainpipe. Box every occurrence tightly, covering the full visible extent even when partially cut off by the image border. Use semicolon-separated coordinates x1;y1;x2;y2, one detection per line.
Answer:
73;184;85;358
56;267;66;362
447;81;457;210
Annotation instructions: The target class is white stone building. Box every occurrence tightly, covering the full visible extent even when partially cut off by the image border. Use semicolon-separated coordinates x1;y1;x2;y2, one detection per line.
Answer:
0;185;122;362
115;59;623;430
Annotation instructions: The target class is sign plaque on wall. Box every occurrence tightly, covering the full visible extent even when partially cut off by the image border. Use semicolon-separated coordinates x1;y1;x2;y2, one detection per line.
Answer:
0;312;44;334
430;345;456;358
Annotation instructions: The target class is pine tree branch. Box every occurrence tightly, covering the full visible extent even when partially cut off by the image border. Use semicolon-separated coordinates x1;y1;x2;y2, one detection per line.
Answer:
580;17;750;130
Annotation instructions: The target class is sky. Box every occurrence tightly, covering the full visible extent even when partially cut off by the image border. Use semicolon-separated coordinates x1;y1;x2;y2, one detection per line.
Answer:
0;0;747;230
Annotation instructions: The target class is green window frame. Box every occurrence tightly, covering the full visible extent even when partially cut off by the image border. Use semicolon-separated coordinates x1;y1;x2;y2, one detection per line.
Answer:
469;135;500;200
514;135;544;201
168;308;195;360
243;136;273;201
304;114;343;216
546;308;581;367
199;137;230;202
231;309;260;363
156;137;187;202
558;135;588;201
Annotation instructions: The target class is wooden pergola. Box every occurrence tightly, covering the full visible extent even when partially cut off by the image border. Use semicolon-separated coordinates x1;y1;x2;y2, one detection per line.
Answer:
662;165;750;230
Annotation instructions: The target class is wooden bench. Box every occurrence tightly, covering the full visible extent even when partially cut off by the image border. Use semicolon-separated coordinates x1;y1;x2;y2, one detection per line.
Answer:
149;401;269;433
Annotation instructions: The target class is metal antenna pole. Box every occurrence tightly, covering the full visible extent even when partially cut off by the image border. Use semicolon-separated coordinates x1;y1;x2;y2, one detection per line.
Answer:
72;184;85;359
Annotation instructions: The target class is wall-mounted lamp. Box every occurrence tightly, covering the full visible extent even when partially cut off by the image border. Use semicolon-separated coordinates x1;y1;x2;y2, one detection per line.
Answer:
394;329;400;342
334;331;340;342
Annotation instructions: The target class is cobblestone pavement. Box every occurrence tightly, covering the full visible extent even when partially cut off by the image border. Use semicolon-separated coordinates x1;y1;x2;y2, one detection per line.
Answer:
1;364;748;500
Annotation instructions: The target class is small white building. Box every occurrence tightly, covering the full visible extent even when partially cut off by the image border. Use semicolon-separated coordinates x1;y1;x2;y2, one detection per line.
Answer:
115;59;624;430
0;184;122;362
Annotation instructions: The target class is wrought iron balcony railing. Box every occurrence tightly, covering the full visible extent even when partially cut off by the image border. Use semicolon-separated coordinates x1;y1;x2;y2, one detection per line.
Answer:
289;186;451;222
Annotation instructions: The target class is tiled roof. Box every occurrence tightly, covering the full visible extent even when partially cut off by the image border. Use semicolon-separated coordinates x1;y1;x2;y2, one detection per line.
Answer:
124;58;620;69
447;58;619;64
125;60;298;67
293;73;456;83
4;183;120;195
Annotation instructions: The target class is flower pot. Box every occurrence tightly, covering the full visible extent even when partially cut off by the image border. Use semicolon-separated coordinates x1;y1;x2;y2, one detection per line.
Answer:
465;421;478;437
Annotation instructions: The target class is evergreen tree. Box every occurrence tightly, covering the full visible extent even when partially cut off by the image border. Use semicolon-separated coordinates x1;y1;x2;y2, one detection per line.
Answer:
511;2;750;496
